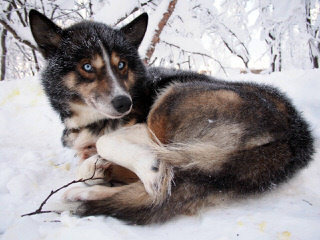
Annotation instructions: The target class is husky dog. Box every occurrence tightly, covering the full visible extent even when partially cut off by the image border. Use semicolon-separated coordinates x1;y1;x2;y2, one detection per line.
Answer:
29;10;314;225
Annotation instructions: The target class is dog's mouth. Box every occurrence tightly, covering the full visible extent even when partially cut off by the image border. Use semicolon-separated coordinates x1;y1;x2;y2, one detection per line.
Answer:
86;96;132;119
99;107;132;119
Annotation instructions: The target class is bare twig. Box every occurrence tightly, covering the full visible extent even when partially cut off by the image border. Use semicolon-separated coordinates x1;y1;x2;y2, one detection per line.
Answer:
32;49;40;72
302;199;313;206
161;40;227;76
114;7;139;26
11;0;27;27
113;0;154;26
14;43;32;61
0;18;37;51
205;9;250;57
21;158;104;217
222;39;249;69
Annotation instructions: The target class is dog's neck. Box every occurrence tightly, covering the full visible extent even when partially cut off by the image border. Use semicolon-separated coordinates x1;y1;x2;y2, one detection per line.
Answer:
63;101;107;129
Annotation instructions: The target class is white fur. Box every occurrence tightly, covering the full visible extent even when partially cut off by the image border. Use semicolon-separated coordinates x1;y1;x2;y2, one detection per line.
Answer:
63;124;166;202
76;155;111;185
96;124;162;196
100;44;132;104
73;129;98;149
63;185;124;201
65;102;106;128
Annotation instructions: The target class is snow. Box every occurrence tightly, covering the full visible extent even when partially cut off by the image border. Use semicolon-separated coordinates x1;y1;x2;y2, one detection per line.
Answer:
0;70;320;239
94;0;140;25
270;0;302;22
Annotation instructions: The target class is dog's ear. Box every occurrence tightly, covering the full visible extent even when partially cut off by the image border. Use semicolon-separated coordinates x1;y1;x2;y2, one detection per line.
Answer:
29;9;62;58
120;13;148;48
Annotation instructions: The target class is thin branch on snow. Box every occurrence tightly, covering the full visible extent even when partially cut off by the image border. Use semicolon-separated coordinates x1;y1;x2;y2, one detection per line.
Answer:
302;199;313;206
21;158;104;217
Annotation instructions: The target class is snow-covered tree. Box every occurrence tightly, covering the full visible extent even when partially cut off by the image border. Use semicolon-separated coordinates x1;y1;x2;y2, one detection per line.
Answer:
0;0;319;80
256;0;318;72
306;0;320;68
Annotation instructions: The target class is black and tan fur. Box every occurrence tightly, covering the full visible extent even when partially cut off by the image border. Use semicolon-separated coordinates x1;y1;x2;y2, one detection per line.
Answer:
29;10;314;225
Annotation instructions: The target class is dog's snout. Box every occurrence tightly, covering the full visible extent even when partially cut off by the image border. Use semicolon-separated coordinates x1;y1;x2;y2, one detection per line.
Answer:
111;95;132;113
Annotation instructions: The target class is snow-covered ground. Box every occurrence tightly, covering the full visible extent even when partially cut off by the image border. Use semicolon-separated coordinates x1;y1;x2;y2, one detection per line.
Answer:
0;69;319;240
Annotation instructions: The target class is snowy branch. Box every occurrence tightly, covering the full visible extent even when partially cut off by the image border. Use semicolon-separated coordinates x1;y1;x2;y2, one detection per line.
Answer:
161;40;227;75
0;18;37;51
113;0;154;26
222;39;249;69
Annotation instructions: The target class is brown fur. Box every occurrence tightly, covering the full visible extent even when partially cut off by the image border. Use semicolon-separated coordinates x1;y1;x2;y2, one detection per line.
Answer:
108;165;138;184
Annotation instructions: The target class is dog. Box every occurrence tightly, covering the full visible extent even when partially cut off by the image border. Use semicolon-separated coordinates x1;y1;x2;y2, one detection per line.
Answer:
29;10;314;225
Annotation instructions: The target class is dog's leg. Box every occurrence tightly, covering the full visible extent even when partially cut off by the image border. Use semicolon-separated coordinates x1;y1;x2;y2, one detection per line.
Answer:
96;124;173;198
64;182;157;224
63;184;127;201
76;155;112;185
77;144;97;161
63;180;230;225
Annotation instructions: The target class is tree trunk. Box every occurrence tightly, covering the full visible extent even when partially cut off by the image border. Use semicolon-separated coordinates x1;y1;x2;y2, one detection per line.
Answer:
1;28;8;81
306;0;319;68
144;0;178;64
0;3;12;80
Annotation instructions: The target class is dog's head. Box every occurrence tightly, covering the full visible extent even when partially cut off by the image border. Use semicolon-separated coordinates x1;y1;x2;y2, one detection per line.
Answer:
29;10;148;124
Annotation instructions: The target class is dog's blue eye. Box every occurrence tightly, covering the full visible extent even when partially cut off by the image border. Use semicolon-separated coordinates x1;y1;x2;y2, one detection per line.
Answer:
118;61;126;70
83;63;93;72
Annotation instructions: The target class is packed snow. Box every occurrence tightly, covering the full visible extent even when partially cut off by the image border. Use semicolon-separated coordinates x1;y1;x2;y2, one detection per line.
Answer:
0;69;319;239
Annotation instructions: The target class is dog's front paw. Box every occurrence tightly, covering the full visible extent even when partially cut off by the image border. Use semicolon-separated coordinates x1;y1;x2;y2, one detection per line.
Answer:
63;186;91;202
77;155;111;185
63;185;121;202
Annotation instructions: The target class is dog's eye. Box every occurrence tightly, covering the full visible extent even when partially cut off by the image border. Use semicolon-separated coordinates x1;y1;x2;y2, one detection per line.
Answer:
82;63;94;73
118;61;126;70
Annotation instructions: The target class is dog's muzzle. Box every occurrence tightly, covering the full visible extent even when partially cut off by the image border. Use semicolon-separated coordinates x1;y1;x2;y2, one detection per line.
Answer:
111;95;132;114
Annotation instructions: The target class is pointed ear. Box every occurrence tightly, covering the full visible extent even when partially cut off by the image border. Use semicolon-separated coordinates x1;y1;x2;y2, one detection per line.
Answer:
120;13;148;48
29;9;62;58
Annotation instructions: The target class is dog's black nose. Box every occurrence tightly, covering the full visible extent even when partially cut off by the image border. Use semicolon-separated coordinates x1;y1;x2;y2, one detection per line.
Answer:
111;95;132;113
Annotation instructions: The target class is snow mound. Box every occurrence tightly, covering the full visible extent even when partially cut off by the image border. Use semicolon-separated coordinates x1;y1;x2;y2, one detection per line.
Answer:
0;70;319;239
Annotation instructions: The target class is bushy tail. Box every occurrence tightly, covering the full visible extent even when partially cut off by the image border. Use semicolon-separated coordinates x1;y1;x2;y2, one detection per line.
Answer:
153;140;235;174
76;180;230;225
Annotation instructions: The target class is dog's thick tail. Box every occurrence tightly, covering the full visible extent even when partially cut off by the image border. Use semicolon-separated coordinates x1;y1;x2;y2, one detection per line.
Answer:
153;141;235;174
153;123;314;195
76;180;230;225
